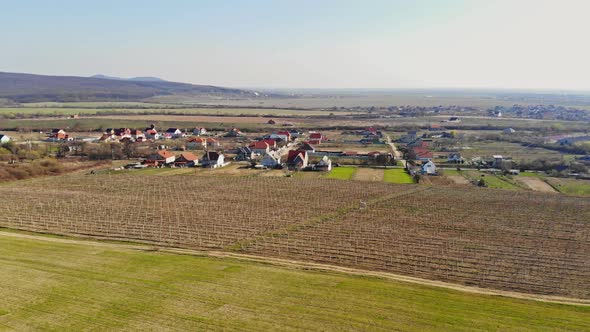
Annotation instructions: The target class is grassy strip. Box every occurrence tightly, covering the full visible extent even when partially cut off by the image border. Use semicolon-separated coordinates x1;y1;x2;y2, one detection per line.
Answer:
326;166;357;180
383;168;414;184
0;234;588;331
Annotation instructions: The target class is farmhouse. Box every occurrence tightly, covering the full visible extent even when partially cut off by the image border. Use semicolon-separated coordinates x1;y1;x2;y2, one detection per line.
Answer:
144;125;160;140
48;129;69;141
314;156;332;171
235;147;254;161
165;128;184;139
421;160;437;175
300;142;316;153
201;151;227;168
309;132;327;142
286;150;309;169
261;151;281;168
192;127;207;136
0;134;10;144
174;152;199;167
225;127;244;137
145;150;176;167
276;131;292;141
398;131;418;144
250;141;271;155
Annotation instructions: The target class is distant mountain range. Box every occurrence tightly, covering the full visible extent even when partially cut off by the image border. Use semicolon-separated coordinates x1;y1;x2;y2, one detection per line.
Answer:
0;72;261;103
90;74;167;82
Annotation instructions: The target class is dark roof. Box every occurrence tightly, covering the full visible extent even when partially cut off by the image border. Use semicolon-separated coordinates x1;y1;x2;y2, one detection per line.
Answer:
166;128;180;133
203;151;220;161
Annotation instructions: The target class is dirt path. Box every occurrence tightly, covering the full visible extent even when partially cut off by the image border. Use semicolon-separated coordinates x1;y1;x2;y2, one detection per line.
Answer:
0;230;588;307
447;175;470;185
353;168;384;182
517;177;557;193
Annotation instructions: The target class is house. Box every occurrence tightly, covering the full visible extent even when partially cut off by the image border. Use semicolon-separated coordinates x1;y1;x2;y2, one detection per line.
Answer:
367;151;381;158
201;151;227;168
307;139;321;145
412;147;433;161
49;129;68;141
398;131;418;144
174;152;199;167
421;160;437;175
503;128;516;134
289;130;303;138
277;131;292;141
362;127;380;137
165;128;184;139
250;141;270;155
0;134;10;144
186;137;206;150
315;156;332;171
492;155;513;168
145;150;176;167
131;129;145;141
261;151;281;168
447;153;464;163
235;147;254;161
225;127;244;137
309;132;327;142
429;124;443;131
269;133;288;142
144;125;160;140
205;137;220;148
286;150;309;169
300;142;316;153
192;127;207;136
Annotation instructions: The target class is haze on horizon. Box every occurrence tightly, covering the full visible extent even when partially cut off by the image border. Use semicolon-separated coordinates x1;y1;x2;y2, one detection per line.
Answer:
1;0;589;91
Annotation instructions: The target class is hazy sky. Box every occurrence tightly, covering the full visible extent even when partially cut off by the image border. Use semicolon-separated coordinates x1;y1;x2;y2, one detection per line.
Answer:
1;0;589;90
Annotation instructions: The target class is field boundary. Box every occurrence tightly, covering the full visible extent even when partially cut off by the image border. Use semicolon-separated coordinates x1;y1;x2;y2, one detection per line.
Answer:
1;229;588;307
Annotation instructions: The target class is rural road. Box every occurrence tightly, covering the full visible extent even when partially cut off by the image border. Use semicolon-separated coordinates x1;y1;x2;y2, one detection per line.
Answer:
1;230;588;307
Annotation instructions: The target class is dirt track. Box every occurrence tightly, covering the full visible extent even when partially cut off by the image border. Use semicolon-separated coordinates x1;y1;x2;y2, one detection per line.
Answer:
517;177;557;193
1;230;588;307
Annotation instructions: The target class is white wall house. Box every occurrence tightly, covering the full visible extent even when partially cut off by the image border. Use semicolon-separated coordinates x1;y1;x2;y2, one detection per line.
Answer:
421;161;437;175
0;134;10;144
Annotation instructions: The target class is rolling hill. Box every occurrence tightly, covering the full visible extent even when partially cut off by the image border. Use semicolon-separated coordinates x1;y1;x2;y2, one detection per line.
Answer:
0;72;260;103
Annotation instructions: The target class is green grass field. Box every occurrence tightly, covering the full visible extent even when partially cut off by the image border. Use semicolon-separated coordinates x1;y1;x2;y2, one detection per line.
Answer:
546;177;590;196
383;168;414;184
326;166;357;180
0;233;588;331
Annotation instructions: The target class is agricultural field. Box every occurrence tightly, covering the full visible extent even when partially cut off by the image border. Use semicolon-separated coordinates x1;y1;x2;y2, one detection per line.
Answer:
545;177;590;196
326;166;357;180
442;170;523;190
456;140;568;163
0;105;351;117
2;234;589;331
0;174;588;300
383;168;414;184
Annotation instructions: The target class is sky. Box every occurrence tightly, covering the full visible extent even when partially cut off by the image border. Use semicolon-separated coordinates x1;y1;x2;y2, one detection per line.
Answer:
1;0;589;90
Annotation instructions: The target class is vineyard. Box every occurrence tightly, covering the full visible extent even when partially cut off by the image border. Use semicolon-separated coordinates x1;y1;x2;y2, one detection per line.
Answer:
1;174;589;299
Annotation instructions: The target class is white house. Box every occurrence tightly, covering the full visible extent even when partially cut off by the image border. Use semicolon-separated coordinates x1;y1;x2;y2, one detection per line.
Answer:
165;128;184;139
261;151;281;168
503;128;516;134
201;151;227;168
315;156;332;171
421;160;437;175
0;134;10;144
447;153;464;163
193;127;207;136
